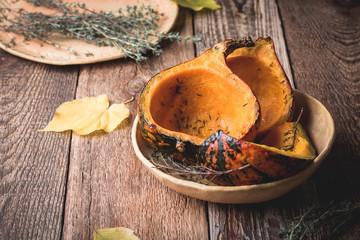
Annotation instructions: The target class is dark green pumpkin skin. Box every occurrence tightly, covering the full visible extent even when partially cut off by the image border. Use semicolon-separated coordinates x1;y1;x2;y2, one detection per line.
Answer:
197;130;268;186
238;141;312;178
138;114;198;160
197;130;313;185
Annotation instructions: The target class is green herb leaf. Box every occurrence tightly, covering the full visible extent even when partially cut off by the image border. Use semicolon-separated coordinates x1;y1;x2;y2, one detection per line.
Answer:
94;227;140;240
172;0;221;11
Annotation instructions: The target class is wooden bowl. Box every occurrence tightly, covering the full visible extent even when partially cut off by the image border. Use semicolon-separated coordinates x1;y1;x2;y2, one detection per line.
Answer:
131;90;335;204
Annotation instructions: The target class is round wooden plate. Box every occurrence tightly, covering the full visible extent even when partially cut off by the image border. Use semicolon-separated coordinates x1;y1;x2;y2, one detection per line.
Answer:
131;90;335;204
0;0;178;65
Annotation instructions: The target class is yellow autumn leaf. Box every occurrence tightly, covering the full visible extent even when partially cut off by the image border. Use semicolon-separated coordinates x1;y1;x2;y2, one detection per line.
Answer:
40;94;131;135
172;0;221;11
94;227;140;240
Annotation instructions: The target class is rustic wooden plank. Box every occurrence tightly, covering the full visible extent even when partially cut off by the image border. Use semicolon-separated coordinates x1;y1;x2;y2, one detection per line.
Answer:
62;9;209;240
0;51;78;239
193;0;322;239
277;0;360;239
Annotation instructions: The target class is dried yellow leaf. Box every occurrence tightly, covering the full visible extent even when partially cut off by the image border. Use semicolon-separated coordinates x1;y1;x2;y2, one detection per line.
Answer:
172;0;221;11
40;94;131;135
94;227;140;240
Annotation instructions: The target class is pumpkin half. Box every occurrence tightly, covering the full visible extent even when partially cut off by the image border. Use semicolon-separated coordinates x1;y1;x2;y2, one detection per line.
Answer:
138;37;260;156
196;121;316;185
226;37;294;138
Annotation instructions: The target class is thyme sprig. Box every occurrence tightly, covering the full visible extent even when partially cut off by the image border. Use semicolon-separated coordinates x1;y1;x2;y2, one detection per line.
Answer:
0;0;200;61
149;151;250;184
279;108;304;151
278;200;360;240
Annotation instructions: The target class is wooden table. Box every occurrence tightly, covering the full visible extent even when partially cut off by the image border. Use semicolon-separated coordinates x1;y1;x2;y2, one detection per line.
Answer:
1;0;359;239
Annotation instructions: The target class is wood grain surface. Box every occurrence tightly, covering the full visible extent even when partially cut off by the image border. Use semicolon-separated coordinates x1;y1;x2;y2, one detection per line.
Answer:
1;0;359;240
277;0;360;238
61;9;208;240
0;52;78;239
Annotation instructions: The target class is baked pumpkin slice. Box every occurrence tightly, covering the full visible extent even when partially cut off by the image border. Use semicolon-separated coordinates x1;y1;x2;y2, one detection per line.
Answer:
138;37;260;158
226;37;294;138
249;121;316;178
196;121;316;185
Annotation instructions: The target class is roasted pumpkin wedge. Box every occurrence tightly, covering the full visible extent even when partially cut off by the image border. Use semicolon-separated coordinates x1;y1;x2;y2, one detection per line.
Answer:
251;121;316;178
197;121;316;185
196;130;269;186
138;37;260;157
226;37;294;138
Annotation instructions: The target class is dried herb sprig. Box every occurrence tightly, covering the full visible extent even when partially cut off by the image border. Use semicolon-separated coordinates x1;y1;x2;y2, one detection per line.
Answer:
149;151;250;184
0;0;201;61
278;200;360;240
279;108;304;151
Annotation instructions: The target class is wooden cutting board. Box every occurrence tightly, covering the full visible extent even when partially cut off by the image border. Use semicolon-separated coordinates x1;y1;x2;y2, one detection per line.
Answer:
0;0;178;65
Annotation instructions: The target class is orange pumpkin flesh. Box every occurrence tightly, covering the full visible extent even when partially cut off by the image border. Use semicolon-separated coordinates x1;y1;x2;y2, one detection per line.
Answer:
260;122;316;159
240;122;316;178
149;69;258;144
139;38;260;151
226;37;294;138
